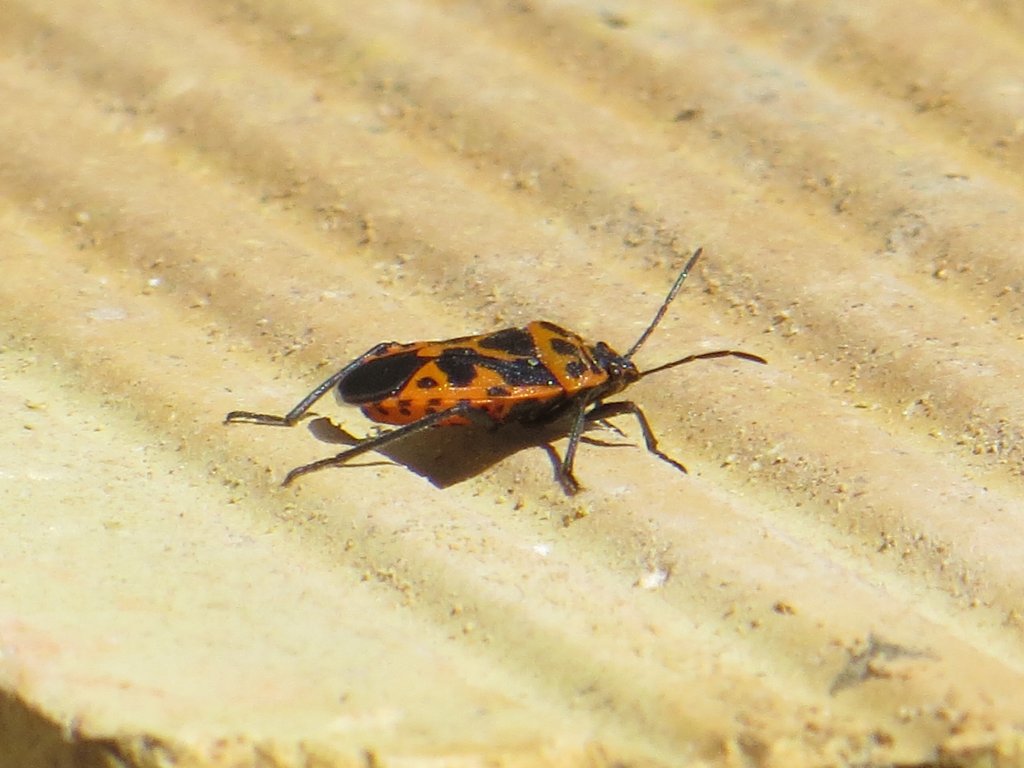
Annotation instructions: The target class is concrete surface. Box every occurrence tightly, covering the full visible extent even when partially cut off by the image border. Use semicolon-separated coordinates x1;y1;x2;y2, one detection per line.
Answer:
2;0;1024;766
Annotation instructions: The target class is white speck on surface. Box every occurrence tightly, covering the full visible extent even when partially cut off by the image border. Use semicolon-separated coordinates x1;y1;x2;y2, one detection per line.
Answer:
87;307;128;321
638;568;670;590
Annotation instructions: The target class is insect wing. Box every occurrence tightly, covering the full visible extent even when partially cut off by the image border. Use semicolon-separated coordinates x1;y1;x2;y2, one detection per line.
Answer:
337;347;424;404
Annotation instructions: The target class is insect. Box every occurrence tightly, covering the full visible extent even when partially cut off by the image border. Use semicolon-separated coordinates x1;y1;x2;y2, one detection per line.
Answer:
225;248;766;494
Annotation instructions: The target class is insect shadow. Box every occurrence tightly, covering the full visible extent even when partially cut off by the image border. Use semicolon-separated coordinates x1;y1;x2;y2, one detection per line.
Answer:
305;415;633;491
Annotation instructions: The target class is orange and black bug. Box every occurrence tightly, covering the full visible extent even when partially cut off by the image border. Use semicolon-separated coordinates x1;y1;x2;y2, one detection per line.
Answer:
225;248;765;494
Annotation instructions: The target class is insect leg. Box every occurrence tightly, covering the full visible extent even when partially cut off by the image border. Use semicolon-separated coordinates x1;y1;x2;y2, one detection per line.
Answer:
281;401;486;486
584;400;689;476
225;343;393;426
551;400;591;496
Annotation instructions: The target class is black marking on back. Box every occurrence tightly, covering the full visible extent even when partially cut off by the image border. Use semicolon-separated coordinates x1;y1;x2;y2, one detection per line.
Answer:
436;347;481;387
587;343;608;373
547;334;588;380
416;375;438;389
338;351;424;404
434;346;559;389
477;355;558;387
487;385;511;397
478;327;537;357
550;337;579;357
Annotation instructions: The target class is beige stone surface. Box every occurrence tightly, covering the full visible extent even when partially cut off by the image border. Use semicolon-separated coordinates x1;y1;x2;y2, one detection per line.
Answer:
2;0;1024;766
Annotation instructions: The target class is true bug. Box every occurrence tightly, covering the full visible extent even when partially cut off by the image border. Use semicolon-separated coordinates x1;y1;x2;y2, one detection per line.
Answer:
225;248;765;494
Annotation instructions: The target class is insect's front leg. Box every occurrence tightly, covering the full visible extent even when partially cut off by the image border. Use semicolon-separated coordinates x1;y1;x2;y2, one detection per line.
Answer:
550;400;590;496
584;400;688;476
225;343;393;427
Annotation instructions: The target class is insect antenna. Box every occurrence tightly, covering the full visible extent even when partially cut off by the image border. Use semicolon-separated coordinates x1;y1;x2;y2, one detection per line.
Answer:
639;349;766;380
624;247;704;360
624;247;767;376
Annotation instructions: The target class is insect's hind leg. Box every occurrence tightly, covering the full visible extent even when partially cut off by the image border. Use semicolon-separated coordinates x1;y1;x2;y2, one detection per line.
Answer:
282;402;487;486
584;400;689;476
225;343;393;426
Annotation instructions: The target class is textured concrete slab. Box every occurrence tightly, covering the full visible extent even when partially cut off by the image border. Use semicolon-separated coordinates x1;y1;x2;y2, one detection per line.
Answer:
2;0;1024;766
